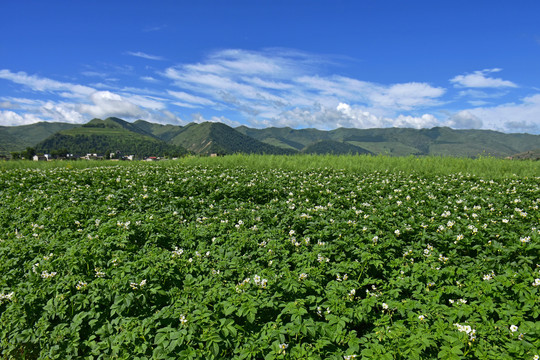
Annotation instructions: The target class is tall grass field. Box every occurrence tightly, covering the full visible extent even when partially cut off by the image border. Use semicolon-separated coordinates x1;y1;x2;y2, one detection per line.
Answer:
0;155;538;359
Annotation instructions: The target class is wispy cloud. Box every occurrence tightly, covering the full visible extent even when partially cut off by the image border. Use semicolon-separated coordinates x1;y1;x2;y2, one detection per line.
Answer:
450;68;517;88
0;69;95;97
126;51;166;61
141;76;159;83
81;71;108;78
168;90;217;107
161;49;446;128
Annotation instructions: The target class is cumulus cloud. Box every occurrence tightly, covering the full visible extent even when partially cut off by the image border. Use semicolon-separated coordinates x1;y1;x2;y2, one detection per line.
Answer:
447;110;483;129
450;68;517;88
78;91;145;119
393;114;439;129
336;103;440;129
446;94;540;133
0;110;43;126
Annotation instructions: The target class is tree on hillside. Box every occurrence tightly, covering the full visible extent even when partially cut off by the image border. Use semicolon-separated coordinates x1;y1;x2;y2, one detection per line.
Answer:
22;147;36;160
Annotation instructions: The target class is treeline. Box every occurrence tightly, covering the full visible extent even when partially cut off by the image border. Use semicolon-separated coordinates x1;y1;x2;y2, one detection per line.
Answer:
35;134;187;158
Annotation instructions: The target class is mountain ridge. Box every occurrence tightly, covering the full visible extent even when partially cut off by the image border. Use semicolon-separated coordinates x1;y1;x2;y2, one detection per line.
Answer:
1;118;539;158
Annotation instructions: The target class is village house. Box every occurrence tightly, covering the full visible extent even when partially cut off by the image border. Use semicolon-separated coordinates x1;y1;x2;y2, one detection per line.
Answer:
33;154;52;161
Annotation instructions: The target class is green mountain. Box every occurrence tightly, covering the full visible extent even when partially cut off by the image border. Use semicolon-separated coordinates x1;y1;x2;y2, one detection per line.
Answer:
0;132;24;156
133;120;185;142
237;126;326;150
168;122;296;155
0;122;80;155
35;117;187;157
236;126;540;157
302;140;373;155
2;118;540;158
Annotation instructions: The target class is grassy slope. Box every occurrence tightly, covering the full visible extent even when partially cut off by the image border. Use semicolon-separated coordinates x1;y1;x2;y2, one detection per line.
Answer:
169;122;296;155
302;140;373;155
0;132;25;155
0;122;81;153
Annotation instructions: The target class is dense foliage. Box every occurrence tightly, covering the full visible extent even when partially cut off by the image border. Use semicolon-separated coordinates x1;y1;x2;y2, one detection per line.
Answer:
0;160;538;359
36;133;187;158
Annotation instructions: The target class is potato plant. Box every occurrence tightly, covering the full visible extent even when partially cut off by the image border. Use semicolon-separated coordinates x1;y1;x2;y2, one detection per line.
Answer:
0;162;538;359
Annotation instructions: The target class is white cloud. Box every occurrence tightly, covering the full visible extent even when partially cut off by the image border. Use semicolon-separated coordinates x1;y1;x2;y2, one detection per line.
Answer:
0;110;43;126
81;71;108;78
336;103;439;129
446;94;540;133
191;112;242;127
0;101;18;109
168;90;217;107
369;82;445;110
42;102;87;123
121;94;166;110
450;68;517;88
162;49;446;128
393;114;439;129
0;69;95;97
468;100;490;106
0;71;176;125
141;76;159;83
447;110;483;129
126;51;165;61
335;103;384;128
241;76;293;90
1;97;43;106
77;91;145;119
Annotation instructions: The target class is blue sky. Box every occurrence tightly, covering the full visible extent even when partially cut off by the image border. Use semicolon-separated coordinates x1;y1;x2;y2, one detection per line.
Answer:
1;1;540;133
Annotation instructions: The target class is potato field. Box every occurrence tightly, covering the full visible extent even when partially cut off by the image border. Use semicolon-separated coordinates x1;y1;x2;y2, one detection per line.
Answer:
0;158;539;359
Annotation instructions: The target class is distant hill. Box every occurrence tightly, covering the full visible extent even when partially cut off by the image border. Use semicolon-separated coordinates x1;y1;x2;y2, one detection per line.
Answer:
0;131;25;155
168;122;295;155
2;118;539;158
236;126;540;157
35;117;187;157
509;149;540;160
236;126;326;150
0;122;80;155
302;140;373;155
